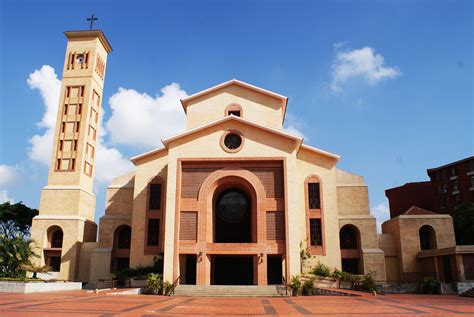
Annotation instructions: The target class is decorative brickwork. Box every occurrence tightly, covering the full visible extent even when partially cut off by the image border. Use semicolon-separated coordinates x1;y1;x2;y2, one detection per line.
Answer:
266;211;285;240
180;211;197;241
181;166;283;199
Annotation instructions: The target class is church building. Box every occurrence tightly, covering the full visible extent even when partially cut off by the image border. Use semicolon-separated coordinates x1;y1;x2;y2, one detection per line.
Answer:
30;30;474;290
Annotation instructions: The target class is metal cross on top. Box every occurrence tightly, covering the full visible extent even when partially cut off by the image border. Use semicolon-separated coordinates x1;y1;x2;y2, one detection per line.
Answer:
87;13;98;30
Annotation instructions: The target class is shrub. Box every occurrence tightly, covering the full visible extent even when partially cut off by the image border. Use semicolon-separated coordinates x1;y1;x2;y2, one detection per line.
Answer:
143;273;163;295
113;256;164;287
312;261;331;277
361;271;376;292
289;275;302;296
301;277;315;296
331;268;342;279
162;280;172;296
421;276;439;294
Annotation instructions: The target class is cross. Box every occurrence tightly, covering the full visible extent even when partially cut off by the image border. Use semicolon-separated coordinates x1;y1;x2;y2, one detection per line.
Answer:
87;13;98;30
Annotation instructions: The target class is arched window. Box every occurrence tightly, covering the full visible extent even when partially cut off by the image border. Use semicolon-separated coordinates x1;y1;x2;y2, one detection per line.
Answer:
305;175;325;254
419;225;437;250
49;227;63;248
116;226;131;249
145;176;164;254
225;104;242;117
340;225;358;249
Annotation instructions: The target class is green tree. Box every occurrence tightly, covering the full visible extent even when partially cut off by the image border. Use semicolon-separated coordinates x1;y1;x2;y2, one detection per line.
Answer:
0;235;38;278
453;203;474;245
0;202;38;239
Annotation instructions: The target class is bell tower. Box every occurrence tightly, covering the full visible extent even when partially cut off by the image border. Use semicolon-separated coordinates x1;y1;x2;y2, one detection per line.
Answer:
30;30;112;281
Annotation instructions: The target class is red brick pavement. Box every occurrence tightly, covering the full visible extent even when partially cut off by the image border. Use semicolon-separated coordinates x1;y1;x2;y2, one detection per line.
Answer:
0;290;473;316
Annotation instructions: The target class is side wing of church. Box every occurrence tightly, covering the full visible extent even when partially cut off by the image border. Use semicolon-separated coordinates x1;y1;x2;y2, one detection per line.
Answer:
30;30;472;288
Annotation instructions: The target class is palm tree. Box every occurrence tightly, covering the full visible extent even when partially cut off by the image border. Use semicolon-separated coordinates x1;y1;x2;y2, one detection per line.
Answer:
0;234;39;278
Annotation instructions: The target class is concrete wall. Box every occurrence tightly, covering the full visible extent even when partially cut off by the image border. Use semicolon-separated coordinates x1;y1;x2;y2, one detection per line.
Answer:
0;281;82;293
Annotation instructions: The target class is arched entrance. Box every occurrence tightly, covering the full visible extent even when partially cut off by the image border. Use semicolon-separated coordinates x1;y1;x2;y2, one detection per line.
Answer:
214;188;251;243
339;224;361;274
111;225;131;272
212;186;254;285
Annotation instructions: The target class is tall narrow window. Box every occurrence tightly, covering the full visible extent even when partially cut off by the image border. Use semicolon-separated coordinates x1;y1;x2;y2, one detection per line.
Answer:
147;219;160;246
61;122;66;133
309;219;322;246
78;104;82;114
59;140;63;151
308;183;320;209
149;183;162;210
64;105;68;115
75;122;80;133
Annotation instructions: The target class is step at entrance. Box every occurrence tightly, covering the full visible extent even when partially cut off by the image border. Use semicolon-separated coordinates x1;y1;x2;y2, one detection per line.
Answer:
440;282;457;295
173;285;288;297
460;287;474;297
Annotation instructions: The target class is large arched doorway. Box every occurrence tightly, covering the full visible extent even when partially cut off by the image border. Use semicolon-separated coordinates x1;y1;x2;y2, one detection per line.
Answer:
214;188;252;243
111;225;131;272
45;226;63;272
212;186;254;285
339;224;361;274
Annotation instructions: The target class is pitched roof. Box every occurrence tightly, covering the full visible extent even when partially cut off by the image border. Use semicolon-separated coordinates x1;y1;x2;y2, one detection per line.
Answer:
161;115;302;147
129;115;340;164
402;206;437;216
180;79;288;120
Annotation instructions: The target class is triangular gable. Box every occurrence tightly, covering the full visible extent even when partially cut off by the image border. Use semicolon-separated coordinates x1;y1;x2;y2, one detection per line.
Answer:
162;115;301;148
402;206;437;216
180;79;288;120
130;115;341;164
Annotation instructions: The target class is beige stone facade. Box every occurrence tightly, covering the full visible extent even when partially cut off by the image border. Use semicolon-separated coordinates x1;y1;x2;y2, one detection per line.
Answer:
30;30;472;287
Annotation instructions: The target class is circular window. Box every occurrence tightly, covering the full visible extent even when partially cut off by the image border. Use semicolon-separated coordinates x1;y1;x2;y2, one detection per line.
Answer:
216;189;249;223
221;131;243;152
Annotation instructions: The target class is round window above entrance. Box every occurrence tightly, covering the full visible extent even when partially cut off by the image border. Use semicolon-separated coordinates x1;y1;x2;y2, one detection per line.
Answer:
216;189;249;224
221;131;243;153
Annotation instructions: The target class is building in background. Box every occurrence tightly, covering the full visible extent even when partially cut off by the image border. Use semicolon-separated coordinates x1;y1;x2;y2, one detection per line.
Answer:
386;156;474;218
427;157;474;215
386;181;434;218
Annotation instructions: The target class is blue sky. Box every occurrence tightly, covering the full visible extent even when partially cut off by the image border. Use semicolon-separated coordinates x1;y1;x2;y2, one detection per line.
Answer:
0;0;472;229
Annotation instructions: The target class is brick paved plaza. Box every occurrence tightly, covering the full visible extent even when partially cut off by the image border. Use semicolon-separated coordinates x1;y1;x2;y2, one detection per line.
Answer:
0;291;473;316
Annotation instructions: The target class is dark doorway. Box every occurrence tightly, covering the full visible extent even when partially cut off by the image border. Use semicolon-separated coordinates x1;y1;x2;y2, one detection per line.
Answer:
49;256;61;272
442;256;452;282
341;258;359;274
267;255;283;284
115;257;130;272
215;189;251;243
184;255;197;285
212;256;254;285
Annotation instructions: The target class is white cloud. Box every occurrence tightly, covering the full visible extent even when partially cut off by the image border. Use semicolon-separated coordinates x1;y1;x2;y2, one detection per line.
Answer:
0;190;13;203
27;65;134;184
331;46;400;92
0;164;20;187
27;65;61;164
0;164;20;203
106;84;188;148
283;112;307;140
372;201;390;233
